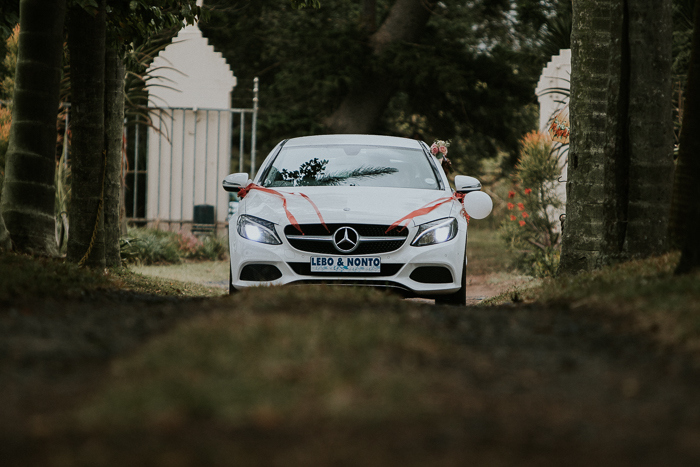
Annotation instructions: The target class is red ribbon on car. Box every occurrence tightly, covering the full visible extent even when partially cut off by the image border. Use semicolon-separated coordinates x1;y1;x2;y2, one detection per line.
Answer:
238;183;329;234
386;192;468;233
238;183;468;236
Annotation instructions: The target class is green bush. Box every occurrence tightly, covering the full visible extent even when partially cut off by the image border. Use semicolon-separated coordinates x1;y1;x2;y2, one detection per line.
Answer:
120;228;228;265
512;246;560;278
177;231;228;261
198;235;228;261
121;228;181;265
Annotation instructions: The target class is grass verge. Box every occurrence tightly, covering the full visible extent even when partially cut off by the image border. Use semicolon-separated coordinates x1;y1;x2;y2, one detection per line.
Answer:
485;252;700;351
0;253;224;302
111;267;226;298
130;260;229;288
466;224;517;275
0;253;112;301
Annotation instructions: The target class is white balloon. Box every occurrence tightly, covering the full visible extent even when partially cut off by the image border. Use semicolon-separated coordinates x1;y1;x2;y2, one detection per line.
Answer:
463;191;493;219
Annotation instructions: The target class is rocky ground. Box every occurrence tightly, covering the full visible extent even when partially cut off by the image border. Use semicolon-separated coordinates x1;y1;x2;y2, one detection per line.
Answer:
1;278;700;466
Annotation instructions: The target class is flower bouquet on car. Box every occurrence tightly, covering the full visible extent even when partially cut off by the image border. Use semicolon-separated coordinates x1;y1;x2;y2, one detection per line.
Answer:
430;140;453;173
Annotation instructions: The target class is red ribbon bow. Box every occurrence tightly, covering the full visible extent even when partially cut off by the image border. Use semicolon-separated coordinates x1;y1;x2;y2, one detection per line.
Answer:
238;183;328;234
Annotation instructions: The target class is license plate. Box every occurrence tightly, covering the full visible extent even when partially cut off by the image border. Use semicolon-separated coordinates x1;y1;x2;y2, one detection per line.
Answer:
310;256;381;273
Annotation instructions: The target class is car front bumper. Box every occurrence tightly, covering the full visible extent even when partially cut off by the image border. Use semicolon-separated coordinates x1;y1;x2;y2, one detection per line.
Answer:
228;220;468;297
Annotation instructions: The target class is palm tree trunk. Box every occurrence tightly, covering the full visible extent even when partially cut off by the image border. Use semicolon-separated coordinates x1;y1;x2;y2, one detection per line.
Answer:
622;0;674;258
672;2;700;274
560;0;673;274
66;1;107;268
0;0;66;256
104;46;125;268
559;0;614;273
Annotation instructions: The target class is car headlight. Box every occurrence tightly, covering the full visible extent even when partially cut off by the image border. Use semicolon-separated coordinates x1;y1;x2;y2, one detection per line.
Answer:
411;217;458;247
237;215;282;245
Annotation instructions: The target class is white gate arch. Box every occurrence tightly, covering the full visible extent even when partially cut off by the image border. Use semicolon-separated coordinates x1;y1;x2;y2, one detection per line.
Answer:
125;19;258;232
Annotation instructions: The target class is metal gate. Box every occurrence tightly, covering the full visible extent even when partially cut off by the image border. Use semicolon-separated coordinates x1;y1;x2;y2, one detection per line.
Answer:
125;78;258;234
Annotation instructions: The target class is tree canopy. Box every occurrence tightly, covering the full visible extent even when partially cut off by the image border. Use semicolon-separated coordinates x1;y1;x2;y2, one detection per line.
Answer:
201;0;563;172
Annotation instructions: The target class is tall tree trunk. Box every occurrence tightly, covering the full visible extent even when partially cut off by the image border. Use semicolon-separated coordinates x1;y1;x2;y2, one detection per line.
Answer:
324;0;434;134
559;0;614;273
0;0;66;255
104;46;125;268
560;0;673;274
671;2;700;274
622;0;674;257
66;1;107;268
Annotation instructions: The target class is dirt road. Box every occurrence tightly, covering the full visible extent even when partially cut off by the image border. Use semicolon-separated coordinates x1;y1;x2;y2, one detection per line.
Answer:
2;285;700;466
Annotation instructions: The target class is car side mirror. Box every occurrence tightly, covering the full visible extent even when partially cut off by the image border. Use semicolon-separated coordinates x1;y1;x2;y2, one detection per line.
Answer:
222;173;250;192
454;175;482;193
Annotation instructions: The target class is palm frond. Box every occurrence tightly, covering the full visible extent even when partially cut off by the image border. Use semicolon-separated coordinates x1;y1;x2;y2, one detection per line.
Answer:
314;166;399;186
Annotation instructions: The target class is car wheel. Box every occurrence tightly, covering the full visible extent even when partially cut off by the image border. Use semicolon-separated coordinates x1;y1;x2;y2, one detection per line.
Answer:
228;265;237;295
435;258;467;306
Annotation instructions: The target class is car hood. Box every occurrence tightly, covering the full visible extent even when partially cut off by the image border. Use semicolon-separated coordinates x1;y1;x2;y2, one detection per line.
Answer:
241;186;459;227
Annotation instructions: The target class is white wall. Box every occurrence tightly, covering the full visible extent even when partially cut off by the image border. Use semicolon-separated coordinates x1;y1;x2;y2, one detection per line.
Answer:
146;109;231;224
536;49;571;134
536;49;571;227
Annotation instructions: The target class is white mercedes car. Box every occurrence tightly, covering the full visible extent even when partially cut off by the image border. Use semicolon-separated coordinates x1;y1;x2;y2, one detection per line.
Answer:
222;134;492;305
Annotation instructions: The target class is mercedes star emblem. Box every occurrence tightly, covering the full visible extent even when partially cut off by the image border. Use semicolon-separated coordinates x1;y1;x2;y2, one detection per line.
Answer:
333;227;360;253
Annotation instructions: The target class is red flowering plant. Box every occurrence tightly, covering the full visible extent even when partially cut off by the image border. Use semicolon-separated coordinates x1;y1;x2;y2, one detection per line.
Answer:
178;232;204;256
498;131;565;277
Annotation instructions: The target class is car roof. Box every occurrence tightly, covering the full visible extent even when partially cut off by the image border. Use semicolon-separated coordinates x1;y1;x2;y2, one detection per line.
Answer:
283;134;425;149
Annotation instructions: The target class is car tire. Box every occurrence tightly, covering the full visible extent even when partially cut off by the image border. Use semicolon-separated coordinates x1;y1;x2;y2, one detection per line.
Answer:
228;265;237;295
435;257;467;306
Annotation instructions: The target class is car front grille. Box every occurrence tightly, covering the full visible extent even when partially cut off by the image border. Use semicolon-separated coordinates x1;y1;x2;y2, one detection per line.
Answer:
283;223;408;255
287;262;404;277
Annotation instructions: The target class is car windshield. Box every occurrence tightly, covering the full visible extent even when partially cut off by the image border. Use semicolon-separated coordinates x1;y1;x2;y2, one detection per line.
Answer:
260;144;441;189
